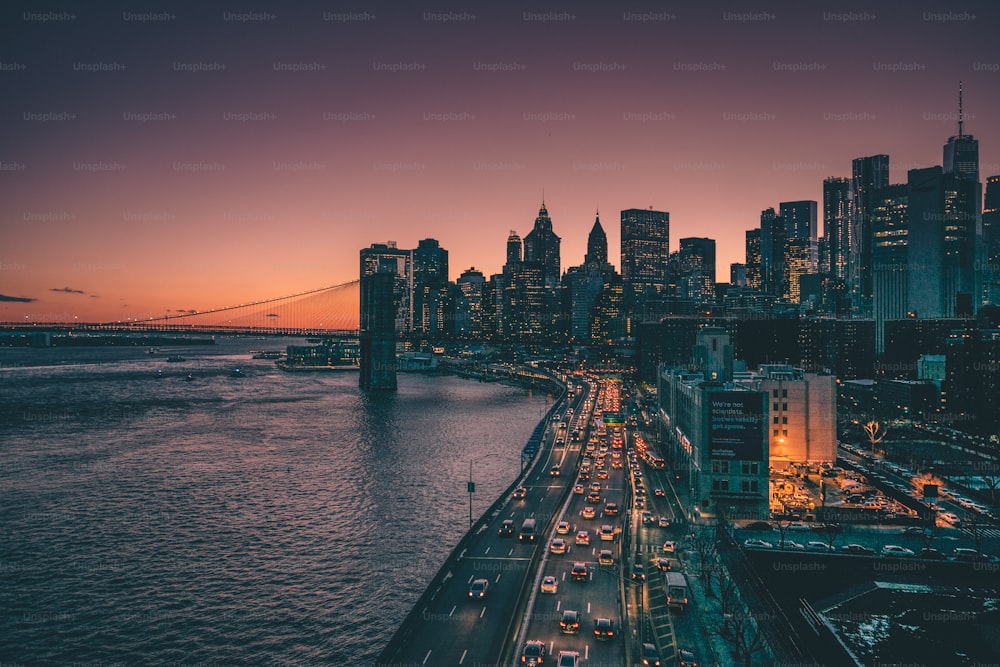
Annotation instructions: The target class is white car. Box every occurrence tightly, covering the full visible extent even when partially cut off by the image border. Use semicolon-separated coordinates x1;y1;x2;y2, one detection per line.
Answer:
743;539;773;549
575;530;590;546
806;541;832;552
540;575;558;594
881;544;915;557
550;538;567;555
556;520;571;535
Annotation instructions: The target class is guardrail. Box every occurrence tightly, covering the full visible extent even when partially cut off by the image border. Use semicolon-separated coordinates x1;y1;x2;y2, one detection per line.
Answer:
375;374;567;665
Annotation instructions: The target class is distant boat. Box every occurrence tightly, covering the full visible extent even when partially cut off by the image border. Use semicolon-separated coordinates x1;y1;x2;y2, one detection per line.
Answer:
156;369;163;377
166;355;186;362
231;368;243;377
185;373;194;381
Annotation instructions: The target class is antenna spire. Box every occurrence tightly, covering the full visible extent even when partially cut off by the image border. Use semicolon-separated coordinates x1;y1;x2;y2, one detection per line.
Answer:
958;80;964;138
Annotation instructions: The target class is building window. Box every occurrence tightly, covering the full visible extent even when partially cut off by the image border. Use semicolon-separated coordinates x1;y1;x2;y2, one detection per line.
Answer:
741;480;759;492
782;389;788;398
712;460;730;473
782;403;788;411
773;402;779;411
773;389;779;398
782;416;788;424
773;416;779;424
740;461;760;475
773;429;779;436
782;429;788;437
713;478;730;491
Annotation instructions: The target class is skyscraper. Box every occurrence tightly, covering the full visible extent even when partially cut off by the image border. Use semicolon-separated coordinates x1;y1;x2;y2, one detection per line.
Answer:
679;237;716;304
823;177;851;281
412;238;449;335
870;184;909;353
850;154;890;314
745;228;762;291
984;175;1000;305
759;208;786;296
621;207;670;327
779;200;818;241
585;211;608;265
522;202;561;287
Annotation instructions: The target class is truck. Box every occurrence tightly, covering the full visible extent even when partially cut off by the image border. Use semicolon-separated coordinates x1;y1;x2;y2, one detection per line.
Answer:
665;571;689;610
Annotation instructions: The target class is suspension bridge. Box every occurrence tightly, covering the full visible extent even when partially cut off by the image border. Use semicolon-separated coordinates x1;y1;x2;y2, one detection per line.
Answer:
6;281;361;337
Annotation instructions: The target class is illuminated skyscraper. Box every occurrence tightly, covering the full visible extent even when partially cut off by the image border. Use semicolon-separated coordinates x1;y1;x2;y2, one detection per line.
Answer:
823;177;851;281
850;154;890;314
621;207;670;327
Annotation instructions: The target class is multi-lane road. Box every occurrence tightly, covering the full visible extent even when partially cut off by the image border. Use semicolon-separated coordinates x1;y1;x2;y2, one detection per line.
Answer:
379;378;719;666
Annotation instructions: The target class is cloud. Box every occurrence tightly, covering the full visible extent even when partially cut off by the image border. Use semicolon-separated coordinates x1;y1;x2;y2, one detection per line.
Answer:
50;287;85;295
0;294;36;302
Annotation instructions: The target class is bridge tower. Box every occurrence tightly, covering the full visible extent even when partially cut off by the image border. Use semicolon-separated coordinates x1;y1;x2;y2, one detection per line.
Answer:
359;270;397;391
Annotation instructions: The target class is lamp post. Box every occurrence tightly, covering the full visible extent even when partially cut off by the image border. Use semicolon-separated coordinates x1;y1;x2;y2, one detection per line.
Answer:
468;452;509;529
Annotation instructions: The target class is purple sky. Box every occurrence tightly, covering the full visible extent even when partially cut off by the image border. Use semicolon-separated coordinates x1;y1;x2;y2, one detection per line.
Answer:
2;1;999;324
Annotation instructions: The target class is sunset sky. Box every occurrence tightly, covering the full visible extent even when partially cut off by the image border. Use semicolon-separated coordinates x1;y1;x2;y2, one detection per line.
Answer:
2;0;999;324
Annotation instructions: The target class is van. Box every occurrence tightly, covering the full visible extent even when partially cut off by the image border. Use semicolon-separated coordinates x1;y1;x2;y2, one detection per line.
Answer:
519;518;537;543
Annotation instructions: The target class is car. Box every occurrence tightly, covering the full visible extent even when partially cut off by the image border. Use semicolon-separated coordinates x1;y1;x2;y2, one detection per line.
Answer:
953;547;989;562
575;530;590;545
663;540;676;553
840;544;876;555
744;521;774;531
805;541;832;552
677;647;698;666
540;575;558;594
596;468;609;479
598;549;614;565
521;639;546;666
785;522;812;531
550;538;567;555
498;519;515;537
631;562;646;581
655;557;673;572
604;502;619;516
559;609;580;634
587;491;601;504
571;562;589;581
600;524;616;541
918;547;947;560
658;516;671;528
902;526;927;536
641;642;661;666
513;486;527;499
581;506;597;519
743;539;773;549
556;520;571;535
550;465;561;477
468;578;489;599
641;510;655;525
635;496;647;508
881;544;915;557
573;484;585;495
654;488;666;497
593;617;615;640
556;650;580;667
776;540;805;550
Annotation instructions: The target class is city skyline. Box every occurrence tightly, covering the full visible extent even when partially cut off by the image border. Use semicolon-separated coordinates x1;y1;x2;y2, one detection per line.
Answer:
3;0;999;322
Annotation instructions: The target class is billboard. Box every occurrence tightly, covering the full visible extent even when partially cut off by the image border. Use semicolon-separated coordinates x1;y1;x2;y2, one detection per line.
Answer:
708;392;764;460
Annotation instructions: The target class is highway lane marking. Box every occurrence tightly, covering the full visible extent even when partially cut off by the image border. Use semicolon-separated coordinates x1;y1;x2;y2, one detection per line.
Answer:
465;556;530;561
422;649;432;665
484;546;490;555
495;573;501;583
459;649;467;664
449;605;456;616
480;607;486;618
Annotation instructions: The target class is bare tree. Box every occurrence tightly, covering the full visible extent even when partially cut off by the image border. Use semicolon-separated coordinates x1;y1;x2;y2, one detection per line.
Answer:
715;568;740;636
863;420;888;456
732;612;768;667
687;524;719;593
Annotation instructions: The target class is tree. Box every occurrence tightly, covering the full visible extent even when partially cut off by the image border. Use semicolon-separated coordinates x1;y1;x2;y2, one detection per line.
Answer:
731;612;768;667
687;524;719;593
863;420;888;456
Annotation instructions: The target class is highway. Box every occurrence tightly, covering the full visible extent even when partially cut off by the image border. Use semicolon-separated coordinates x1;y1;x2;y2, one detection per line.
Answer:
377;379;591;666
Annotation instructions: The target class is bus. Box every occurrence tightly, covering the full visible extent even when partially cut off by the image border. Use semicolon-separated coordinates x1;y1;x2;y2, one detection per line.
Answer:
665;572;689;610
